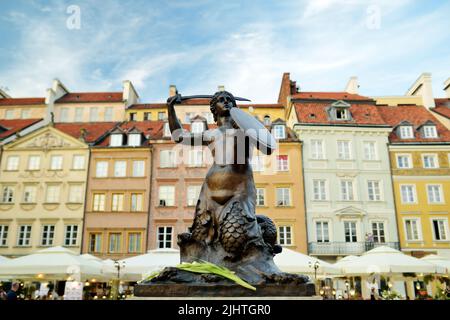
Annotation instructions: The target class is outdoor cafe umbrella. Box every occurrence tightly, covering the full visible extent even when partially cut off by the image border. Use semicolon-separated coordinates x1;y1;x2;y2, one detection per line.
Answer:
274;248;341;275
339;246;446;275
0;246;105;281
0;255;9;263
421;255;450;275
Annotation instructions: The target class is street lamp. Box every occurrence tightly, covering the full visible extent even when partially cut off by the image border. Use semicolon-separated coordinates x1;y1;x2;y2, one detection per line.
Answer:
345;280;350;300
113;260;126;300
308;261;320;295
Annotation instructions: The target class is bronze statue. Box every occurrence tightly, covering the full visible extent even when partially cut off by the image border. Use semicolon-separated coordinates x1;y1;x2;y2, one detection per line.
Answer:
135;91;313;296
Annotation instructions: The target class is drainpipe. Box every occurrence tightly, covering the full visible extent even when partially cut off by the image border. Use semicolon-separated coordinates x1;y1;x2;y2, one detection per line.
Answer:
80;144;92;255
299;137;311;255
145;145;154;252
386;142;401;252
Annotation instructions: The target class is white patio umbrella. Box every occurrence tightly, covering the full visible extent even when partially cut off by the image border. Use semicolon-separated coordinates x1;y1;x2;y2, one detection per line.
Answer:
0;246;105;281
421;255;450;274
107;249;180;281
274;248;341;275
0;255;10;263
333;255;358;268
339;246;446;275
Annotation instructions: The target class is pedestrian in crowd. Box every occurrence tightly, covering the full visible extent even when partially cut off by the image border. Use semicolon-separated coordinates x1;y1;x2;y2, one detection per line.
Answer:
6;282;20;301
370;287;378;300
0;287;7;300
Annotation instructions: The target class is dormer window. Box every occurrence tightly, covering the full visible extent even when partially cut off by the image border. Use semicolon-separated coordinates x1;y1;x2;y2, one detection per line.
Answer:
128;133;141;147
273;125;286;139
163;122;171;137
110;134;123;147
264;115;271;126
423;125;438;138
399;126;414;139
335;108;349;120
191;122;204;134
327;100;352;121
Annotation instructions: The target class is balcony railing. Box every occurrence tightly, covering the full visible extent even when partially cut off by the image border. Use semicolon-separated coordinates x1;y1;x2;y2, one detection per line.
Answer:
308;241;400;256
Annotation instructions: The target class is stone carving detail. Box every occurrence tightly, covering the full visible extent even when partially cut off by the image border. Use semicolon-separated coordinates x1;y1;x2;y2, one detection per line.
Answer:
26;132;71;151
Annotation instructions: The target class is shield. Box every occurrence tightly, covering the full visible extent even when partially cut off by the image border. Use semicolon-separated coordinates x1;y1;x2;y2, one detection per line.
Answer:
230;107;277;151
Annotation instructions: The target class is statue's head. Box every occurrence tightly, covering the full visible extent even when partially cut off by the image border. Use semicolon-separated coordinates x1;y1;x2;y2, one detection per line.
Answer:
210;91;237;122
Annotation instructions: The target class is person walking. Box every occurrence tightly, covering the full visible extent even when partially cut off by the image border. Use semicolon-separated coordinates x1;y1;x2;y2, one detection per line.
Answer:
6;282;20;301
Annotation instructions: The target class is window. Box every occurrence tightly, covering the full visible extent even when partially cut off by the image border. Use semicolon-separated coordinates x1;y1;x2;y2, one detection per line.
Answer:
313;180;327;201
0;225;8;246
72;155;85;170
396;154;412;169
432;219;448;241
157;226;173;249
129;112;137;121
263;115;271;126
367;181;382;201
399;126;414;139
160;150;176;168
50;155;63;170
104;107;113;121
405;219;421;241
188;149;203;167
110;134;123;147
252;155;264;172
64;225;78;246
74;107;83;122
17;225;32;246
28;155;41;170
23;185;37;203
111;194;124;211
276;188;291;206
89;107;99;122
45;185;60;203
60;107;69;122
278;226;292;245
337;141;351;160
93;194;105;211
158;112;165;120
21;109;30;119
143;112;151;121
128;133;141;146
273;125;286;139
400;185;416;204
159;186;175;206
128;233;141;253
371;222;385;243
344;222;357;242
108;233;121;253
131;193;143;212
316;221;329;243
5;109;14;119
340;180;354;201
68;185;83;203
95;161;108;177
132;160;145;177
256;188;265;206
163;122;171;137
310;140;324;159
6;156;19;171
423;154;438;168
2;186;14;203
41;225;55;246
363;141;377;160
187;186;201;206
427;185;443;203
191;122;204;134
335;108;349;120
276;155;289;171
114;160;127;177
89;234;102;253
423;125;437;138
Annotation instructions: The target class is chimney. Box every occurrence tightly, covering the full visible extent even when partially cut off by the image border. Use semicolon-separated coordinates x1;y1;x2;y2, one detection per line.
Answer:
406;72;435;109
344;76;359;94
444;77;450;98
123;80;139;107
169;85;177;97
218;85;225;92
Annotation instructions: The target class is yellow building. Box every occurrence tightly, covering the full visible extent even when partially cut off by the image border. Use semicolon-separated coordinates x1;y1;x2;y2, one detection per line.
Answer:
378;104;450;258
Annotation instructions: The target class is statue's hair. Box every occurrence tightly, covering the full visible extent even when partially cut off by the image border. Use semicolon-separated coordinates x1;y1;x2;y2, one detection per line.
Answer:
210;91;237;122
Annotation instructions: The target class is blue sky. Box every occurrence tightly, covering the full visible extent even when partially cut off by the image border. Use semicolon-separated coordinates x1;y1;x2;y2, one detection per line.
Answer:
0;0;449;102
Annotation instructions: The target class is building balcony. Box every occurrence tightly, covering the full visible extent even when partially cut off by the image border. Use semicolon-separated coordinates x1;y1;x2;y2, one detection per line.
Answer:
308;241;400;256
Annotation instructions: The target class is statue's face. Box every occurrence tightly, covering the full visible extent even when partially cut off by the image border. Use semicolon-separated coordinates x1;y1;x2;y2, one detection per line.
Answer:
214;93;235;117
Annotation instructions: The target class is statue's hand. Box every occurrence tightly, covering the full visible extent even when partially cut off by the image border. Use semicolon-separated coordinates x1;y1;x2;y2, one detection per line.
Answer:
166;93;182;107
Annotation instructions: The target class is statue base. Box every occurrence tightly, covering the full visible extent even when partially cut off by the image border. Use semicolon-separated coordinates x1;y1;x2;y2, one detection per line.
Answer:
133;267;316;297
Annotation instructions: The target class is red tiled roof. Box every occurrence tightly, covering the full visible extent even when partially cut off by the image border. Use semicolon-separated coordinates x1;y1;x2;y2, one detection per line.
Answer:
55;122;119;143
128;103;166;110
97;121;166;146
292;92;372;101
0;118;43;139
128;102;283;110
432;98;450;119
377;105;450;143
0;98;45;106
293;102;387;126
238;103;284;109
56;92;123;103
